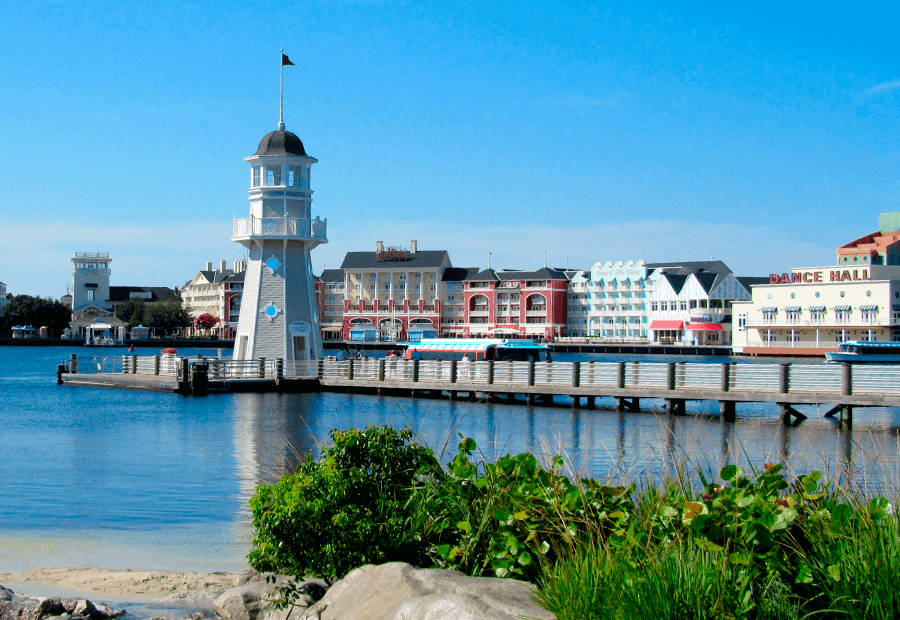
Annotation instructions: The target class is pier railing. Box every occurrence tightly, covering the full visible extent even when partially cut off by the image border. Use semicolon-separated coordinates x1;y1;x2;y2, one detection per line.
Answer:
61;354;900;397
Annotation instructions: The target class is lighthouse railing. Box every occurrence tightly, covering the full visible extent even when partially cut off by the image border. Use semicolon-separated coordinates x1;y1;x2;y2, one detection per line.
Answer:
232;216;327;241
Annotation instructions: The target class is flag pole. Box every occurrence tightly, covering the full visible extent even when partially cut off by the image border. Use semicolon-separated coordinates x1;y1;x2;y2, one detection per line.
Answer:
279;49;285;130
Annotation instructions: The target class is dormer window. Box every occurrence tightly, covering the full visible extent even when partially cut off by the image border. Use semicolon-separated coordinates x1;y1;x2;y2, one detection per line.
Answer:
266;165;281;186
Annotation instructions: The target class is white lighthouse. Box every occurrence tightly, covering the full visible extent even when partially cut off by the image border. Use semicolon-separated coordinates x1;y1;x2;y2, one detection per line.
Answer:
231;124;327;365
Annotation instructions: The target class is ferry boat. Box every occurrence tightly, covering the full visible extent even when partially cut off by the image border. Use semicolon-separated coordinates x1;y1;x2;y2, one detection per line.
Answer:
403;338;552;362
825;341;900;363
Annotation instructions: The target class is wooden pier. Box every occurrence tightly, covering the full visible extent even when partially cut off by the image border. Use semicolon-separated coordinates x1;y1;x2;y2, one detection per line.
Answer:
56;354;900;426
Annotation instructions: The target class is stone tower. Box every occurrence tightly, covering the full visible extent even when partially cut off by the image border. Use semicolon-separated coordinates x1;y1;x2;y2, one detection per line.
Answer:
231;126;327;364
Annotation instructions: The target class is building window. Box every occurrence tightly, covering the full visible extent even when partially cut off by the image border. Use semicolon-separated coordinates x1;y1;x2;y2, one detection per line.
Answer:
762;309;777;325
737;314;747;329
763;329;777;343
862;308;878;324
87;289;94;302
650;302;658;311
810;308;826;324
788;329;801;342
266;165;281;186
252;167;261;187
835;309;852;325
786;309;801;324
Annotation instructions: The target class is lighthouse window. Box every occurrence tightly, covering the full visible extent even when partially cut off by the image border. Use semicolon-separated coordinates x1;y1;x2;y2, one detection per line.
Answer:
288;166;302;187
266;166;281;186
252;167;261;187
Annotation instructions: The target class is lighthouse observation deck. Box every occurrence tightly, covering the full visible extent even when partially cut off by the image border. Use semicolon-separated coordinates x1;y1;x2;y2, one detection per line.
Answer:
232;215;327;244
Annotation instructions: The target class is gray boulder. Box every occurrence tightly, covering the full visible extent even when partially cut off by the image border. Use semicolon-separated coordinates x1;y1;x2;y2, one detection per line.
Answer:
0;591;124;620
296;563;555;620
213;572;327;620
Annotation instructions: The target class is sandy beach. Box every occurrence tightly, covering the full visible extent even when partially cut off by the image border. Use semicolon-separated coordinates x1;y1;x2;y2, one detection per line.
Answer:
0;567;241;602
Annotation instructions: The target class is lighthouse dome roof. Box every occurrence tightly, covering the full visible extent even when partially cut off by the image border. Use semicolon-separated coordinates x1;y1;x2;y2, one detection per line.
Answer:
254;129;308;157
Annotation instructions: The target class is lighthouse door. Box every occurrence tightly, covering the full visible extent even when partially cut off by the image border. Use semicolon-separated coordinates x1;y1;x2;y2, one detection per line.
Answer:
288;321;312;361
292;336;308;361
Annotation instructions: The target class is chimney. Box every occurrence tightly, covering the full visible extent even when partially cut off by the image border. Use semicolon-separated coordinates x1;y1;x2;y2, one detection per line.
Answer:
410;240;417;253
220;260;227;272
376;241;384;253
206;262;212;271
234;259;247;273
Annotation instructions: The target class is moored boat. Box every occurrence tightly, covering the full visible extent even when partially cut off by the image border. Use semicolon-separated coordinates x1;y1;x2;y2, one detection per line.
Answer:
825;341;900;363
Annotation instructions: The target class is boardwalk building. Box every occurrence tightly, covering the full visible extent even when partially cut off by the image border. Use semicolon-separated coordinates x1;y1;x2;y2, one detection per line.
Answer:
733;212;900;355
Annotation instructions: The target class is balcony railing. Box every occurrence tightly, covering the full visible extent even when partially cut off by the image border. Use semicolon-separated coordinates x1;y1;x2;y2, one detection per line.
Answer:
525;309;546;316
743;340;839;349
751;319;891;328
232;215;327;242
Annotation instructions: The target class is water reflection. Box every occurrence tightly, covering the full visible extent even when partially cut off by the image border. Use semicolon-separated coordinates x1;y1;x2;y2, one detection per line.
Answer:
232;388;900;496
4;347;900;574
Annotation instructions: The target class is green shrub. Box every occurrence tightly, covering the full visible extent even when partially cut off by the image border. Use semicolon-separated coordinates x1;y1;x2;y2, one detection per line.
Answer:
248;425;440;581
415;436;634;582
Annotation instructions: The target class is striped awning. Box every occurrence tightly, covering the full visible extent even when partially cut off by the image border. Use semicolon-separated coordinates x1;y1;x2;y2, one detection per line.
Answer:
784;306;801;312
860;305;878;311
809;305;826;312
833;305;852;311
760;306;777;312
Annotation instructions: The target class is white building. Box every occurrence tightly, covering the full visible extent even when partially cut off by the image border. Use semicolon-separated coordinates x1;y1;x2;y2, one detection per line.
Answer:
0;282;8;313
232;124;327;363
339;241;450;341
67;252;178;341
182;259;246;337
565;260;757;344
645;270;759;346
732;264;900;355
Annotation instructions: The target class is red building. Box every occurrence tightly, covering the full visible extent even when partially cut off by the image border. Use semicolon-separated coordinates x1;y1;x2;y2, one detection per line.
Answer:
461;267;568;339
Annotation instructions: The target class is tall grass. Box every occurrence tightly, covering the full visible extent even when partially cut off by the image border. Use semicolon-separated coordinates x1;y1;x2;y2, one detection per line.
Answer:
536;470;900;620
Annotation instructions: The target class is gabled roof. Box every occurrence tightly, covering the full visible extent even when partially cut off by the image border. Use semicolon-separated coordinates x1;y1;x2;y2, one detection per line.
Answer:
496;267;568;281
319;268;345;283
736;276;770;291
468;268;500;281
692;272;728;295
194;269;238;285
659;273;689;295
646;260;732;275
340;250;450;270
225;271;245;284
442;267;480;282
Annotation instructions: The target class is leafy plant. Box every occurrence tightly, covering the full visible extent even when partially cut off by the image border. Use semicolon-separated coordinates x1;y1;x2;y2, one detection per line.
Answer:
248;425;440;581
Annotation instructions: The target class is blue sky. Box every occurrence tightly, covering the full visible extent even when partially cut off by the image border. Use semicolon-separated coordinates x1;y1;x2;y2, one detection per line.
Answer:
2;1;899;297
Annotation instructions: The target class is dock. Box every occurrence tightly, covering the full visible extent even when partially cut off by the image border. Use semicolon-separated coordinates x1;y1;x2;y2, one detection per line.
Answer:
56;354;900;426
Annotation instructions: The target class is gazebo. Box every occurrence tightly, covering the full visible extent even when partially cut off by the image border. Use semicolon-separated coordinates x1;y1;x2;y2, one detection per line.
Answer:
130;325;150;340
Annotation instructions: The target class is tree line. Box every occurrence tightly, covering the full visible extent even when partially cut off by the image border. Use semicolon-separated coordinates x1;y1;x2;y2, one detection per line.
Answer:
0;294;193;337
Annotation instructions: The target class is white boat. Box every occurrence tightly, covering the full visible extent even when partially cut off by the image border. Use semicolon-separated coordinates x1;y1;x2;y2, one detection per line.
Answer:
825;341;900;363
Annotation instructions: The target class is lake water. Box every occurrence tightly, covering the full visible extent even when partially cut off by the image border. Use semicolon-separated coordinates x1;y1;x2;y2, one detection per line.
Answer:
2;346;900;574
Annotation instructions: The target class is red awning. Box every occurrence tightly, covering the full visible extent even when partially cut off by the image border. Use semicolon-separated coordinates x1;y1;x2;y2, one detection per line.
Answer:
649;320;683;330
685;323;723;330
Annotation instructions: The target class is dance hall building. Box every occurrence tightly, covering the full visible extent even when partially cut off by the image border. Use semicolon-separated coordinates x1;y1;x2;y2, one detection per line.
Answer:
733;212;900;355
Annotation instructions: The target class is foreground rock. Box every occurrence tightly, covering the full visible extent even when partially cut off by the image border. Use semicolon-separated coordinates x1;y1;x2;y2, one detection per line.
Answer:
213;571;327;620
295;563;555;620
0;585;124;620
